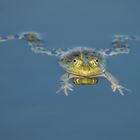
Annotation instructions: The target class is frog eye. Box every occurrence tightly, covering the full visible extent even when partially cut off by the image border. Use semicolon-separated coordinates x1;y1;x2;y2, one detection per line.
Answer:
73;59;77;63
95;59;98;63
72;58;83;67
89;59;99;66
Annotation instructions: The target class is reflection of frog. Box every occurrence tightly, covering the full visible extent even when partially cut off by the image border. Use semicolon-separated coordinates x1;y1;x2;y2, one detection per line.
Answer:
0;32;139;96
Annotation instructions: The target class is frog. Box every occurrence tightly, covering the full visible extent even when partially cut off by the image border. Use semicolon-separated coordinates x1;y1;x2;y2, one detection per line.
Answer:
57;47;129;96
0;32;139;96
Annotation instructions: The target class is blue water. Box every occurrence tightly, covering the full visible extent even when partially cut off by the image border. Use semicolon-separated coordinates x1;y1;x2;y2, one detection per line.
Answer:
0;0;140;140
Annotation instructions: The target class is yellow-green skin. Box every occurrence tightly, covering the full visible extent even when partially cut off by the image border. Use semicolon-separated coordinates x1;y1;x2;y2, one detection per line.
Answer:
59;48;105;85
73;77;98;85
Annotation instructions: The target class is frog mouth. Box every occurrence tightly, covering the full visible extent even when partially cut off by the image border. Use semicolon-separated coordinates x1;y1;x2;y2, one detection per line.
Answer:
67;66;92;76
67;70;95;77
67;66;105;77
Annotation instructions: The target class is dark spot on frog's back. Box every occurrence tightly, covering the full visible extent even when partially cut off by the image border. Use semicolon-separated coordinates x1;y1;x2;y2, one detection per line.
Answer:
61;51;81;63
66;51;80;60
65;48;91;59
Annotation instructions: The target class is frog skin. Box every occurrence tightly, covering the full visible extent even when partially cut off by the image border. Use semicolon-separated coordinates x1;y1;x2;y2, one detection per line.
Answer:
0;32;139;96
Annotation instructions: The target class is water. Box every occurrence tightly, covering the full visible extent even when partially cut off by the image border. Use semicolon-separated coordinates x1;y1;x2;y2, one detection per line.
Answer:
0;0;140;140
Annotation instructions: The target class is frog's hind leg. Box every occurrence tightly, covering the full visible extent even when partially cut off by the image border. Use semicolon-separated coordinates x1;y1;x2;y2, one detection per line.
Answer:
0;34;22;42
100;35;140;57
21;32;65;57
0;32;64;57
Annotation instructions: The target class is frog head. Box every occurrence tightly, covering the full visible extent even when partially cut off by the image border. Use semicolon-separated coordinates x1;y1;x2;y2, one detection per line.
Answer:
59;47;105;76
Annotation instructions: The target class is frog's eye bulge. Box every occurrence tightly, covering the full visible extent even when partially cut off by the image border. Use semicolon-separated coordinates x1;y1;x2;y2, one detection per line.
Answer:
89;59;98;67
73;59;77;63
95;59;99;63
72;58;83;67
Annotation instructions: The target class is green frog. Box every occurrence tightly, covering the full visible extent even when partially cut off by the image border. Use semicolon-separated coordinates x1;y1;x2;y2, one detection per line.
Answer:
0;32;139;96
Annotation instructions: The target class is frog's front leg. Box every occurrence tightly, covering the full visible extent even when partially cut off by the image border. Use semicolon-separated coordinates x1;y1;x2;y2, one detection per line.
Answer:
102;71;130;95
57;73;74;96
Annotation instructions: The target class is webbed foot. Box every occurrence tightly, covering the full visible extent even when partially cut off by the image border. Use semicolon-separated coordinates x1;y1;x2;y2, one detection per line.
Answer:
103;71;130;95
111;83;130;95
56;81;74;96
